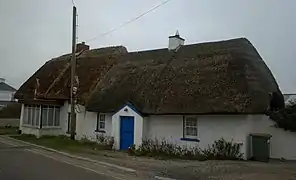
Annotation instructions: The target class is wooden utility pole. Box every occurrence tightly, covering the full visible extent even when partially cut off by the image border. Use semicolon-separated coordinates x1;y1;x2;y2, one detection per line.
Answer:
70;6;77;140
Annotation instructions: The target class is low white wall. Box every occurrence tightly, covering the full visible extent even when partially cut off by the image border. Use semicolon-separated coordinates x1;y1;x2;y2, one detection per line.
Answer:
39;128;65;137
112;105;143;149
250;115;296;160
21;126;40;137
147;115;250;159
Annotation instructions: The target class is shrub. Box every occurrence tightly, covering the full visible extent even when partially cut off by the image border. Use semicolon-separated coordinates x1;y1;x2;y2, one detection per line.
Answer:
268;101;296;132
128;138;201;159
95;133;115;150
128;138;243;161
201;138;243;160
80;136;97;146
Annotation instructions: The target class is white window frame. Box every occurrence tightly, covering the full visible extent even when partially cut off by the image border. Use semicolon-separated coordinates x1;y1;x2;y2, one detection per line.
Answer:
183;116;198;139
96;113;106;131
22;104;60;129
41;105;61;129
23;105;41;128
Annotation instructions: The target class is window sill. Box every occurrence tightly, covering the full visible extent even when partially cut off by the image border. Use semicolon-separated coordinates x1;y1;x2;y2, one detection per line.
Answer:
180;138;200;142
22;125;39;129
42;126;62;129
95;130;106;133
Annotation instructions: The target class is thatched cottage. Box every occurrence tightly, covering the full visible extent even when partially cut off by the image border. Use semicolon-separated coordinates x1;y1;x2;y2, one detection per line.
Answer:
16;33;296;160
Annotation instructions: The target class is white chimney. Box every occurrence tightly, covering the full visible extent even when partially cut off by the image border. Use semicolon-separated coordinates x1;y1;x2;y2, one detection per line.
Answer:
168;30;185;51
0;78;5;83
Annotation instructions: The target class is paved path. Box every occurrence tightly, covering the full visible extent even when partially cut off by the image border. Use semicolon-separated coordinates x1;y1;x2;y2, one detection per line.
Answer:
0;139;138;180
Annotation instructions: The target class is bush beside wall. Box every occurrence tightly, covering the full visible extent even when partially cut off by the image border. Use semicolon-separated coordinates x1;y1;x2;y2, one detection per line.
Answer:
128;138;243;161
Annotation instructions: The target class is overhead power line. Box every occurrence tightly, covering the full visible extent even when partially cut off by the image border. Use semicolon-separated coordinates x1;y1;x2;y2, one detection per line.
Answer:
86;0;173;43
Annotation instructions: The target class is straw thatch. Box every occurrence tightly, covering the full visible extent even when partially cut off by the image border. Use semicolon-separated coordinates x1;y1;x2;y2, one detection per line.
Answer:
15;38;284;114
14;46;128;103
86;38;284;114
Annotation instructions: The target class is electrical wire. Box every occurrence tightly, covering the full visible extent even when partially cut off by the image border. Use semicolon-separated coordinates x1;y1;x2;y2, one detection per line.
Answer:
86;0;173;43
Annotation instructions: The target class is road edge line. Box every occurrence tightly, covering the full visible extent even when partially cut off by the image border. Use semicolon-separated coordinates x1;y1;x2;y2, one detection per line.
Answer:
27;149;125;180
3;136;136;173
154;176;177;180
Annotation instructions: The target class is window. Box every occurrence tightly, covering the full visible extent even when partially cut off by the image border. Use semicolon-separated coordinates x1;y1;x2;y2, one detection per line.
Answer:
23;104;60;128
41;105;60;128
183;116;198;139
96;113;105;131
23;105;41;127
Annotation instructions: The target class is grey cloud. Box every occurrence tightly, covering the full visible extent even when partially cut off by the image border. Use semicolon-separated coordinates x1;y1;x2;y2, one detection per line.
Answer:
0;0;295;93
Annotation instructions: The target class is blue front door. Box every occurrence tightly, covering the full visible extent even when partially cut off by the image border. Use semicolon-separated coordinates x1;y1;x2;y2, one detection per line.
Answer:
120;116;134;150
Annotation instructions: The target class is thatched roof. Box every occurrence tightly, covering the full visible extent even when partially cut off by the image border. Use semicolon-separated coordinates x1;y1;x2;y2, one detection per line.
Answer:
86;38;284;114
15;38;284;114
14;46;128;103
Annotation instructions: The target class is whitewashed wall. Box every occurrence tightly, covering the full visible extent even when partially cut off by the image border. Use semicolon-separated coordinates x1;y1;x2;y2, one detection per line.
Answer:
18;100;296;160
147;115;250;159
142;117;149;139
60;101;69;134
147;115;185;144
250;115;296;160
75;104;112;141
112;105;143;149
146;114;296;160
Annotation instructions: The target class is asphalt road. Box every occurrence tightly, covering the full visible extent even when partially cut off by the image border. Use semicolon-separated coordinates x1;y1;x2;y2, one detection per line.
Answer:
0;142;116;180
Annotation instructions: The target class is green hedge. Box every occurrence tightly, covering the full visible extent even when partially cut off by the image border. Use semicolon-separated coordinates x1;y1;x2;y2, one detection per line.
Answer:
0;103;21;118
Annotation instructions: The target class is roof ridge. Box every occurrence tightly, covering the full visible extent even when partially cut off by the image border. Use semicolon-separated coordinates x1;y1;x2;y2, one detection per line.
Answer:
126;37;248;54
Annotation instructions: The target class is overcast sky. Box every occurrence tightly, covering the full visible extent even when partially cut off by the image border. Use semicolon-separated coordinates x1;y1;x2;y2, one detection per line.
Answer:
0;0;295;93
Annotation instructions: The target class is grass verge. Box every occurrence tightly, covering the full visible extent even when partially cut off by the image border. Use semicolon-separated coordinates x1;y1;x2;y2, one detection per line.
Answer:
12;135;112;155
0;126;19;135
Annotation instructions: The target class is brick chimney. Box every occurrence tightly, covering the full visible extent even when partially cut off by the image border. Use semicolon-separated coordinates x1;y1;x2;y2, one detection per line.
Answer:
76;42;90;53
